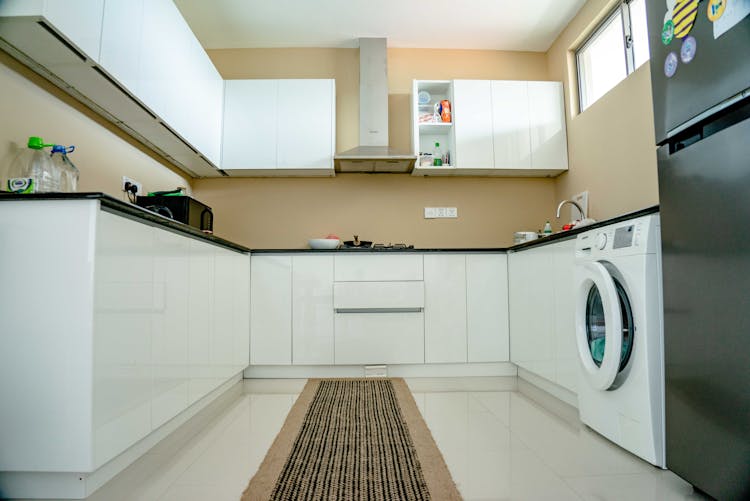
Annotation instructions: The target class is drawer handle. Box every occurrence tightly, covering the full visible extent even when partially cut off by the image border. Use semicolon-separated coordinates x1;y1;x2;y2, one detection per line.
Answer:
335;307;423;314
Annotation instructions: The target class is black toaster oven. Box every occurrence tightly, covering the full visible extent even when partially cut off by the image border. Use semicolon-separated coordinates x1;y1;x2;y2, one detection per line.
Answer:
136;195;213;233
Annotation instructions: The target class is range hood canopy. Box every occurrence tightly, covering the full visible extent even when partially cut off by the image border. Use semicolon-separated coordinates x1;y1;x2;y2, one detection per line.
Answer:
334;38;416;173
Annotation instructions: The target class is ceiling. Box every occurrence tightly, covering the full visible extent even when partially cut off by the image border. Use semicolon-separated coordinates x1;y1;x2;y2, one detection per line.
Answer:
174;0;586;52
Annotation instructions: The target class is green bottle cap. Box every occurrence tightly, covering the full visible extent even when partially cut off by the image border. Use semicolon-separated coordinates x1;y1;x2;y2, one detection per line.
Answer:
27;136;54;149
435;142;440;147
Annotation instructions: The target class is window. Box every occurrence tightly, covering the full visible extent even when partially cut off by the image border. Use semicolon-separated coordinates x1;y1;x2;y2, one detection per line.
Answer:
576;0;650;112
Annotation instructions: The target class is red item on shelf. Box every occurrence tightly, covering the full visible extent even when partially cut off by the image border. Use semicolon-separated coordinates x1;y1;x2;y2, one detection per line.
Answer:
440;100;451;122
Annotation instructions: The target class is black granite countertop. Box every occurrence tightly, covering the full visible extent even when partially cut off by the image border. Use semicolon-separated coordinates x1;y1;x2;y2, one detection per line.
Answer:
0;192;250;253
0;193;658;255
508;204;660;251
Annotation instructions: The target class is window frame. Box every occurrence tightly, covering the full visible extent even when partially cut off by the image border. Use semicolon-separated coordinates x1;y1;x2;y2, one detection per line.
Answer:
576;0;644;112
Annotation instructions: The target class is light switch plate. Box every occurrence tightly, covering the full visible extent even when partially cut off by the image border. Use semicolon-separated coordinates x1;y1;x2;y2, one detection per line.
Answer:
424;207;458;219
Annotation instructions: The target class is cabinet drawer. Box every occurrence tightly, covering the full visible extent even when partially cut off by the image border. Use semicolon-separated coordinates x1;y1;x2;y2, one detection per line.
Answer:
333;281;424;310
334;312;424;364
334;254;423;281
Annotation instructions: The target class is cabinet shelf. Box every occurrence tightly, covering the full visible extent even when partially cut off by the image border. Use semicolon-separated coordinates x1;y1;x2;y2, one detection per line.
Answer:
418;122;453;134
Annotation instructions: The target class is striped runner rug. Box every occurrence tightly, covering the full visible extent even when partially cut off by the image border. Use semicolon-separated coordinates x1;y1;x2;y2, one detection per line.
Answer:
241;378;462;501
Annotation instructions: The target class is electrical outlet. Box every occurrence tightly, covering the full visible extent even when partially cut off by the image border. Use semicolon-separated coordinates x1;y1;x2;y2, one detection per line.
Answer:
122;176;143;196
571;191;589;220
424;207;437;218
446;207;458;218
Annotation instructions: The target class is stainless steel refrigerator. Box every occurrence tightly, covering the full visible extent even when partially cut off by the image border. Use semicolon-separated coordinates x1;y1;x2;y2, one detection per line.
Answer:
646;1;750;499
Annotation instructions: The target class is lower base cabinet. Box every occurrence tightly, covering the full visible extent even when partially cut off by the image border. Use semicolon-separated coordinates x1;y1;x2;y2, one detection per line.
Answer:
0;200;249;475
509;239;576;393
250;252;510;367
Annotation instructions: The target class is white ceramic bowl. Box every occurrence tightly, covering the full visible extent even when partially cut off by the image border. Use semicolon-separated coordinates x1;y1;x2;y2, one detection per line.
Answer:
308;238;340;250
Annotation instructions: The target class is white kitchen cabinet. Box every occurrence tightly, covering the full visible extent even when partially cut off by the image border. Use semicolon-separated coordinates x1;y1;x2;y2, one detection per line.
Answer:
508;244;556;382
151;229;190;431
188;239;216;403
491;80;532;170
528;81;568;171
222;79;335;173
424;254;467;363
0;200;249;498
222;80;279;170
509;238;578;392
102;0;223;166
93;211;155;468
0;0;105;62
334;254;423;281
277;79;335;169
453;80;494;169
335;312;425;365
467;254;510;362
232;253;251;369
292;255;334;365
552;239;577;392
250;255;292;365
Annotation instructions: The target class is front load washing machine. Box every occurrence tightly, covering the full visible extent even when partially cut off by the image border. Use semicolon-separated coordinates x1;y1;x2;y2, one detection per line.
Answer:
574;213;665;467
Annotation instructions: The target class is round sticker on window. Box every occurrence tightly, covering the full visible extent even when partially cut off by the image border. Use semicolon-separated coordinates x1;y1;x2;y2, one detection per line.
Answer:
707;0;727;22
680;36;697;63
664;52;679;78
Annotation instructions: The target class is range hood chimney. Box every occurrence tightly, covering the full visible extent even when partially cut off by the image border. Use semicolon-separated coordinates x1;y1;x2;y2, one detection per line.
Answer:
334;38;416;173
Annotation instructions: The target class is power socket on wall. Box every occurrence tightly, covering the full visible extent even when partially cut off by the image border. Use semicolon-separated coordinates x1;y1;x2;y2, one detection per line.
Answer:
571;191;589;220
122;176;143;197
424;207;458;219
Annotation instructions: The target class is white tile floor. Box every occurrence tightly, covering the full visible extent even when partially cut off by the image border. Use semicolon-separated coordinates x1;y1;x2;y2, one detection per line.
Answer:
87;378;706;501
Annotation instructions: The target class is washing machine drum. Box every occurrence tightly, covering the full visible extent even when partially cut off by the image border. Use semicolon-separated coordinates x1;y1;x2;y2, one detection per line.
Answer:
576;261;635;390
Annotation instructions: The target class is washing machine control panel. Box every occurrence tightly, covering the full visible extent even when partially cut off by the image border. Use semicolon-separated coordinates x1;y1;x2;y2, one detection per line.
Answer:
575;214;659;257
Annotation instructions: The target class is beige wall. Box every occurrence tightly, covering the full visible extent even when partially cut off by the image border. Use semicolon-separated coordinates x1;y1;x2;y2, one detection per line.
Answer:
194;175;556;249
201;48;555;248
0;53;191;199
546;0;659;226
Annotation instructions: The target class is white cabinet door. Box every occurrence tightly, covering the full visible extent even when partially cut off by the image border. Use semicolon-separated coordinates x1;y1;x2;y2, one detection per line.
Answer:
213;249;237;379
334;254;423;281
99;0;144;94
43;0;105;61
335;312;424;365
250;256;292;365
277;79;335;169
292;255;334;365
552;239;577;392
222;80;278;169
93;212;154;468
232;254;251;370
151;230;190;431
491;80;531;170
467;254;510;362
453;80;494;169
188;239;215;404
508;245;556;382
528;81;568;171
424;254;467;363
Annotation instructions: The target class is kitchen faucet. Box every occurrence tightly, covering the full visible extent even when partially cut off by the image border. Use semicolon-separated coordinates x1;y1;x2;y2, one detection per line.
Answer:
556;200;586;220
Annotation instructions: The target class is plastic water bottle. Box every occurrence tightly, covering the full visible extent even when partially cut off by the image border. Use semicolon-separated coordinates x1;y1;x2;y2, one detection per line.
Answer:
3;136;59;193
433;142;443;166
50;145;79;192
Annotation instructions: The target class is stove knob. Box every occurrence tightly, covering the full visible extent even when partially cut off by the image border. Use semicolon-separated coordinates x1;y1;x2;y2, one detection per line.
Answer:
596;233;607;250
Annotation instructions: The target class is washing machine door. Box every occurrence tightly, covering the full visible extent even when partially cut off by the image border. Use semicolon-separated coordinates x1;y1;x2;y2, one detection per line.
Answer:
576;261;624;390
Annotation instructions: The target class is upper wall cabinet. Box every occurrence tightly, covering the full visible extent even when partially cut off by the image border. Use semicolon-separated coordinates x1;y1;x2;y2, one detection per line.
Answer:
222;79;336;176
0;0;225;177
412;79;568;177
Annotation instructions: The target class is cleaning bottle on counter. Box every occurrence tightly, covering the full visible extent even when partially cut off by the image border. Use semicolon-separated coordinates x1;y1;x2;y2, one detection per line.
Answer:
3;136;58;193
433;142;443;166
50;145;79;192
543;221;553;237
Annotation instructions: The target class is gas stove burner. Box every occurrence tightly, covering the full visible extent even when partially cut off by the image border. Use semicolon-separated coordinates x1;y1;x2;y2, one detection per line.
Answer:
372;243;415;250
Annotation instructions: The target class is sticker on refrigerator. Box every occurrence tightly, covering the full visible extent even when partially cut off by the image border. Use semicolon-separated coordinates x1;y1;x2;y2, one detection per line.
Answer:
707;0;727;21
662;18;675;44
713;0;750;38
673;0;699;38
664;52;679;78
680;36;698;63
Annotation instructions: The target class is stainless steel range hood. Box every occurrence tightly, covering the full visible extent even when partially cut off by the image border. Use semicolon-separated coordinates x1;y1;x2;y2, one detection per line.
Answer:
334;38;416;173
